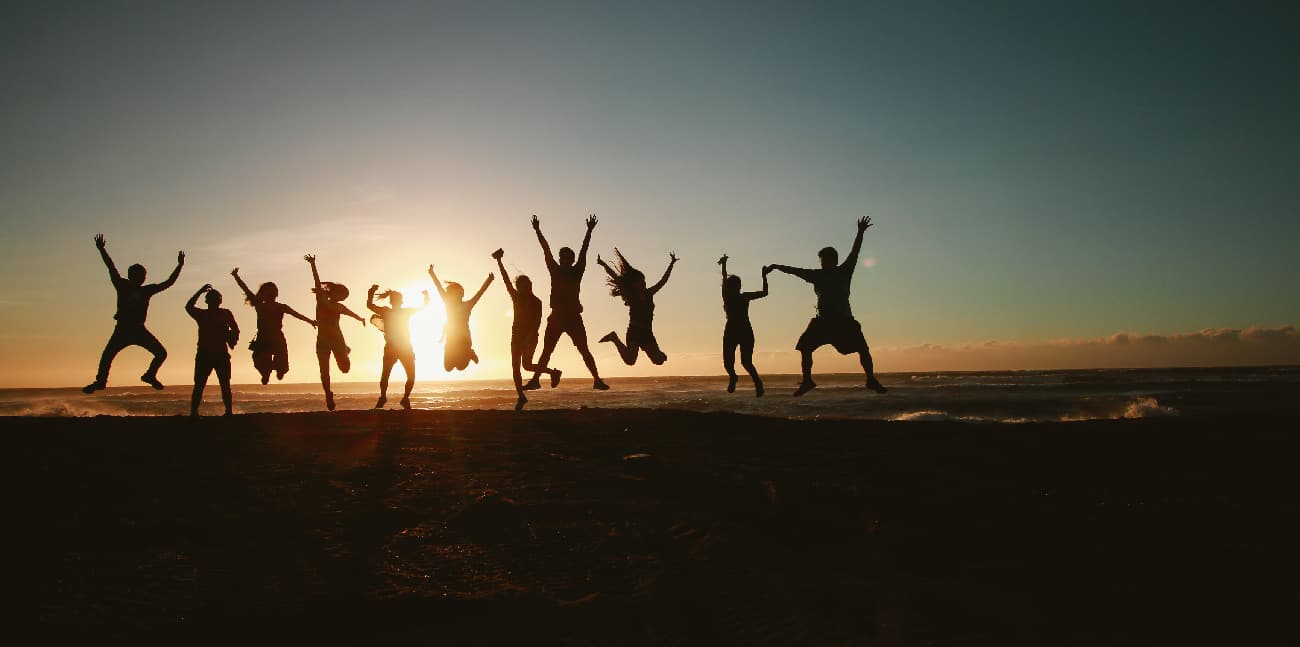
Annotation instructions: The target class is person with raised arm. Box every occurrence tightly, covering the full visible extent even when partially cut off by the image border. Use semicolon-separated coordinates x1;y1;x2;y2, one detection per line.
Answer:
84;234;184;393
595;249;677;366
305;254;365;410
766;216;887;396
231;267;316;385
493;248;561;410
185;284;239;416
367;284;429;410
527;214;609;390
719;254;770;396
428;263;493;372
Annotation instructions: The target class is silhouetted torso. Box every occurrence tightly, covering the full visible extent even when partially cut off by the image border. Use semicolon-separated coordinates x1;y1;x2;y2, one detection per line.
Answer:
627;294;655;330
114;279;163;326
811;265;855;319
315;299;342;336
191;308;237;354
549;265;584;314
377;307;416;352
723;293;753;327
254;303;289;336
513;292;543;335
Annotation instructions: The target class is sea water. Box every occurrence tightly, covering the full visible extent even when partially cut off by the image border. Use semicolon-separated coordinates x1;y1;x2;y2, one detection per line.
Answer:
3;366;1298;421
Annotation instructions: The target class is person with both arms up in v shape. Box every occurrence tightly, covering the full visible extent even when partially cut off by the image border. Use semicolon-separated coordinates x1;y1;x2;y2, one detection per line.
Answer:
527;214;609;391
84;234;184;393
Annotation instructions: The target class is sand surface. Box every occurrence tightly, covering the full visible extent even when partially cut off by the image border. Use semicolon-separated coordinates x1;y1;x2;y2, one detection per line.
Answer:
13;410;1299;643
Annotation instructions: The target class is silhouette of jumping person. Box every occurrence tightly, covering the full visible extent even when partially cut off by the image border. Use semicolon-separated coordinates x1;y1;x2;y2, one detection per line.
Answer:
368;285;429;410
596;249;677;366
527;214;609;390
231;268;316;385
493;248;561;410
427;263;493;372
305;254;365;411
185;284;239;416
767;216;887;396
84;234;184;393
719;254;770;396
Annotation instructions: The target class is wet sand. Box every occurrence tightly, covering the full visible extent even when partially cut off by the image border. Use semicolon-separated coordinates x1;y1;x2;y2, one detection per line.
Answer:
14;410;1299;643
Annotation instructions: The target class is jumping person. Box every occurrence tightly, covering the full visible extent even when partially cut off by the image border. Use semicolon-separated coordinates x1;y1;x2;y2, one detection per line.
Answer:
718;254;769;396
84;234;184;393
493;248;561;410
596;249;677;366
367;284;429;410
427;263;493;372
527;214;609;390
305;254;365;410
231;268;316;385
185;284;239;416
767;216;887;396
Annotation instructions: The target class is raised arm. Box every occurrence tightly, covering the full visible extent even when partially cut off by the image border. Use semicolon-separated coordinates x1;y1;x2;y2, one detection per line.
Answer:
718;254;729;280
594;253;618;279
767;264;817;283
366;284;383;315
427;265;448;299
532;215;556;270
576;214;597;273
649;252;678;295
282;304;316;327
155;251;185;291
494;254;516;297
746;267;771;300
186;283;209;316
230;268;257;304
843;216;872;272
93;234;122;282
305;254;321;291
468;273;494;308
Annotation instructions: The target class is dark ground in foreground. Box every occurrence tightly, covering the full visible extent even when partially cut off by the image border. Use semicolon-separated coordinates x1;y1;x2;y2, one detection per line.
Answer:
12;410;1300;644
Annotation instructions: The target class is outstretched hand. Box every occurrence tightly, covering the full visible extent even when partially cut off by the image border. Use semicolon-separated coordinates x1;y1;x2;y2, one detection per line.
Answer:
491;248;504;260
94;233;106;249
669;251;678;264
230;267;239;277
304;254;316;264
177;251;185;265
718;254;728;266
585;214;598;230
531;215;540;231
857;215;873;232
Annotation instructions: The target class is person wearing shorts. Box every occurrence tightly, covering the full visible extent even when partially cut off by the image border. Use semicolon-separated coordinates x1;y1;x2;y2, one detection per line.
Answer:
767;216;888;397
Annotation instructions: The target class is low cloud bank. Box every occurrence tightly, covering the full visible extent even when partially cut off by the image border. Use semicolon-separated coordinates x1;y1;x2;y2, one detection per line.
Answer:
876;325;1300;372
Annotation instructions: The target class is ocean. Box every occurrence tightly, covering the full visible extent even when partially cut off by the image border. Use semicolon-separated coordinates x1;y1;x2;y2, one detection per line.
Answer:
3;366;1297;421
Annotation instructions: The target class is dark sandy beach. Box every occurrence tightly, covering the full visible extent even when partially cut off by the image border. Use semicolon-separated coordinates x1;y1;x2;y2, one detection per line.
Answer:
13;410;1299;644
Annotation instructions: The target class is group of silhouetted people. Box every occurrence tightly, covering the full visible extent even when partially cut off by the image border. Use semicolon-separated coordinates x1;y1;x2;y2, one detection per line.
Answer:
83;216;886;415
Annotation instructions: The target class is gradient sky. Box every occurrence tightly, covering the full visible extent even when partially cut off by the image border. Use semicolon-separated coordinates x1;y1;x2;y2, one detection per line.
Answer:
2;1;1298;387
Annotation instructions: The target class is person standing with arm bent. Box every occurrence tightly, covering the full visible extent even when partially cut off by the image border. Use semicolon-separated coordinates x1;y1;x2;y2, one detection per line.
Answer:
767;216;887;396
719;255;770;396
185;284;239;416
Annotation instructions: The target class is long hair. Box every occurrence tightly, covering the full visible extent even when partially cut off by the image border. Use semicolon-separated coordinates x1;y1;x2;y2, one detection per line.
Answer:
314;281;349;302
378;289;401;304
251;281;278;304
605;249;646;305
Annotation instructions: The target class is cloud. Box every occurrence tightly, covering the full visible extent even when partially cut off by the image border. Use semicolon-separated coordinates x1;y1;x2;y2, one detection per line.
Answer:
875;325;1300;371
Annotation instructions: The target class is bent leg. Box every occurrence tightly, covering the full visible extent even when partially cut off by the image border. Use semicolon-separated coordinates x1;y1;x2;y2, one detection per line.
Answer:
532;320;563;381
94;329;131;383
139;328;167;378
568;319;604;381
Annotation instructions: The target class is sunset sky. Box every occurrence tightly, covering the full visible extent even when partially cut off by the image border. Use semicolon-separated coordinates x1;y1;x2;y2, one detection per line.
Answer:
2;2;1298;387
